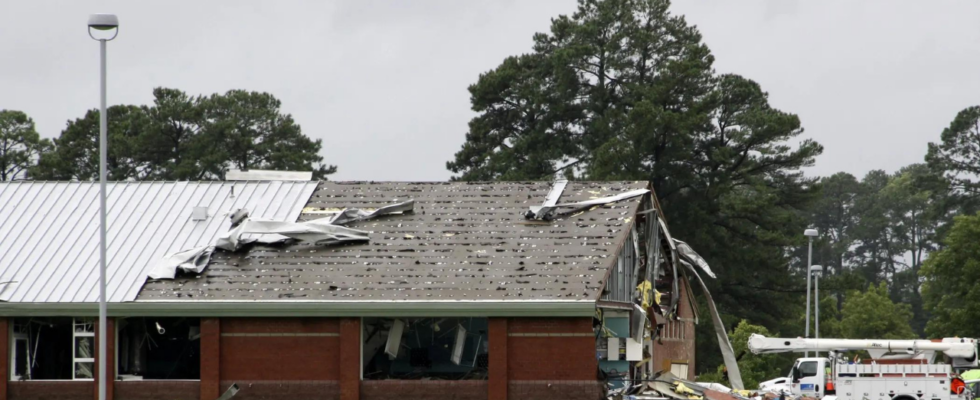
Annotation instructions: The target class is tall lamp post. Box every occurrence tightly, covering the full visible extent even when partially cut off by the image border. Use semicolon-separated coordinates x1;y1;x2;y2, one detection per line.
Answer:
804;228;818;357
87;14;118;400
810;265;824;356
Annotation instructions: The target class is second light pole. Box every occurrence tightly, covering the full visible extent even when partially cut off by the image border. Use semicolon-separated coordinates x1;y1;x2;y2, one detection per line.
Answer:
804;228;818;357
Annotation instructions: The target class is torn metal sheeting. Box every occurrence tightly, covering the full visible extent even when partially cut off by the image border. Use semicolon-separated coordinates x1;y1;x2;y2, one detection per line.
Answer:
150;200;415;280
683;261;744;390
327;199;415;225
215;217;374;251
631;303;648;343
675;239;716;279
526;188;650;220
659;217;681;314
147;246;213;280
526;179;568;220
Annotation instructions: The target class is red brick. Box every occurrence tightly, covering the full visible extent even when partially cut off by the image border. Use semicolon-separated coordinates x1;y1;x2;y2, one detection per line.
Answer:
222;318;338;334
361;381;486;400
501;317;599;384
508;381;604;400
94;318;115;400
9;381;92;400
507;318;592;334
339;318;360;400
201;318;221;400
220;380;338;400
653;279;697;380
115;381;199;400
489;318;508;400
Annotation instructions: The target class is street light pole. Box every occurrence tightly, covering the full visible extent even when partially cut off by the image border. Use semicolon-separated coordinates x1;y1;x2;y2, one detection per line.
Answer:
88;14;118;400
804;229;818;358
810;265;823;357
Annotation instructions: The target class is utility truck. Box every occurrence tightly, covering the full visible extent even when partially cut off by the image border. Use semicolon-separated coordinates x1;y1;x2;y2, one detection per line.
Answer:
747;335;977;400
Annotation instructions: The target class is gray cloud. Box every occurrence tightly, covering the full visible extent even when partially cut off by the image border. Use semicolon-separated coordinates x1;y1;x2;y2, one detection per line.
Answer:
2;0;978;181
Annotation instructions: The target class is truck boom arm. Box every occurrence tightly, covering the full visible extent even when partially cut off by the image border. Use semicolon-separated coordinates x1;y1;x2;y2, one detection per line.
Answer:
747;334;977;359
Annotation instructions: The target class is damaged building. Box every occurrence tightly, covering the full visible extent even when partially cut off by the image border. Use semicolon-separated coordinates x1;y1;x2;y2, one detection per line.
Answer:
0;180;735;400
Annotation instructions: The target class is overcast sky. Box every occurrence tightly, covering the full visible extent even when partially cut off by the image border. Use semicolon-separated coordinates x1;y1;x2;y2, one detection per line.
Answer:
2;0;979;181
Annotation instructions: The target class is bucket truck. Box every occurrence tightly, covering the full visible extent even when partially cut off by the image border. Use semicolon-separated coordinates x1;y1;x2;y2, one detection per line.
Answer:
747;334;978;400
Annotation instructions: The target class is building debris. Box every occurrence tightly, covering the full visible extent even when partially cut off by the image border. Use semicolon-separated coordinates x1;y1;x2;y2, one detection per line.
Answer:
682;259;744;390
526;187;650;220
148;200;415;280
215;383;240;400
674;239;716;279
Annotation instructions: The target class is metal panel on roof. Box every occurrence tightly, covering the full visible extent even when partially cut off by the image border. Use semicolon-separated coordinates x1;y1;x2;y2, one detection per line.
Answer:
0;181;318;303
139;181;648;302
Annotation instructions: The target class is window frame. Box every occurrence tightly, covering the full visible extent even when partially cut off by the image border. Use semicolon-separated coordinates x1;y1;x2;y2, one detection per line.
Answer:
10;329;29;381
72;319;95;381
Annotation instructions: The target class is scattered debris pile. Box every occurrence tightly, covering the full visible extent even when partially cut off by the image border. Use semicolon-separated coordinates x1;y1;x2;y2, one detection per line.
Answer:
609;372;776;400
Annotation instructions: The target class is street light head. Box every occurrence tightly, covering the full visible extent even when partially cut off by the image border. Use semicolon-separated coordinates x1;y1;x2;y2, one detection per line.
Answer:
88;14;119;40
804;228;818;237
810;265;824;274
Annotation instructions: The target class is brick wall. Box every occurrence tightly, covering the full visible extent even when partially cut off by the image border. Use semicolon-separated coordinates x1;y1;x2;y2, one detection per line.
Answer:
201;318;221;400
220;381;338;400
361;381;487;400
220;318;340;381
508;381;604;400
94;318;115;400
338;318;360;400
8;382;92;400
220;318;341;400
507;318;596;381
653;278;697;380
115;381;199;400
505;318;599;400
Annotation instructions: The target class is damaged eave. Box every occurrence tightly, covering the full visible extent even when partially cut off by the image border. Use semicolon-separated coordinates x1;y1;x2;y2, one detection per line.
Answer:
0;299;597;318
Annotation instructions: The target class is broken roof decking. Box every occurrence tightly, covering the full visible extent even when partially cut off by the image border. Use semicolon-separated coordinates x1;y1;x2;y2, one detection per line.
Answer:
0;181;317;303
139;181;649;305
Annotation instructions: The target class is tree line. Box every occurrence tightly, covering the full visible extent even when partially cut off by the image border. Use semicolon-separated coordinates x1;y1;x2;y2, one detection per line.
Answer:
0;88;335;182
446;0;980;375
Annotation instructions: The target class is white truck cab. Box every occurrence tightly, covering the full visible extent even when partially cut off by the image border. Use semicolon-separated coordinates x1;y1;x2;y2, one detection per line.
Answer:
787;357;831;398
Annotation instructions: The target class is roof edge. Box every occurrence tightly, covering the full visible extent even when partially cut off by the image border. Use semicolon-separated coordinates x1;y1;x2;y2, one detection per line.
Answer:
0;300;596;318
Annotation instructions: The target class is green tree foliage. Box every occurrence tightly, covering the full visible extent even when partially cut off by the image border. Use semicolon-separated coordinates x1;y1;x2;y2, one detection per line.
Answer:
806;166;942;335
0;110;52;181
920;213;980;338
840;282;915;339
34;105;150;180
797;294;843;340
33;88;336;181
850;170;905;286
448;0;822;371
926;106;980;195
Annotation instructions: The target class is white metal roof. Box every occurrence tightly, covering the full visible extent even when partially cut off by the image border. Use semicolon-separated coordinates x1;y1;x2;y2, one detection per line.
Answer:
0;181;317;303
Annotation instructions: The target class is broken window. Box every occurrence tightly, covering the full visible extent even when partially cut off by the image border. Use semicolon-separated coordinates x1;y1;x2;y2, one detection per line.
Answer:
362;318;488;380
10;317;84;380
116;318;200;380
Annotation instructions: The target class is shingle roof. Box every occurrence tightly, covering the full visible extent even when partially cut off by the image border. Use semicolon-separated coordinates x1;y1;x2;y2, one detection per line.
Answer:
138;181;649;303
0;181;317;303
